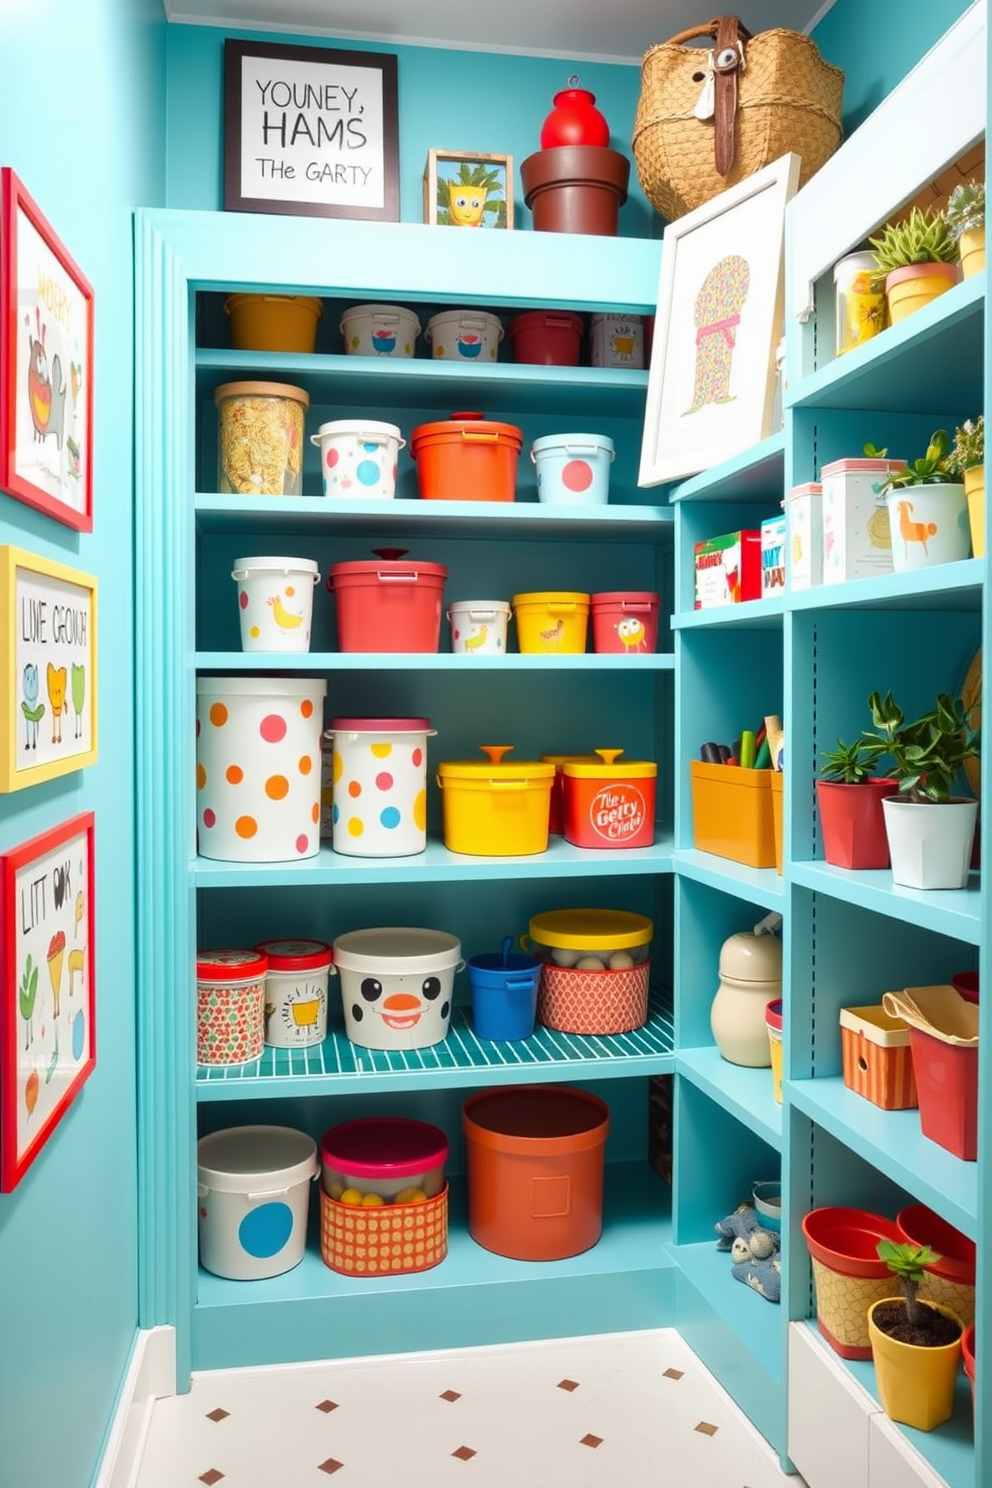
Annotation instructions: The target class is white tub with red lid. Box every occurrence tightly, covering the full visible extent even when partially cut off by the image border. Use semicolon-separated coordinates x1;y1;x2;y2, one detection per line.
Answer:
332;926;463;1051
253;938;335;1048
324;717;435;858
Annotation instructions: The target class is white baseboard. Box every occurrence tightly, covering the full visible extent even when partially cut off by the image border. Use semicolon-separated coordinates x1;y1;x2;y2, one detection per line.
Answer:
91;1326;176;1488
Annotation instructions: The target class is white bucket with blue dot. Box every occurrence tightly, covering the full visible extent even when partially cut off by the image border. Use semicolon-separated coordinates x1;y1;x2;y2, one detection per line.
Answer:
197;1125;318;1280
531;433;615;505
311;420;405;499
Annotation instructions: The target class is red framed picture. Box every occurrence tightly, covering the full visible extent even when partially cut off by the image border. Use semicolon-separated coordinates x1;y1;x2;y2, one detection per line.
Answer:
0;811;95;1190
0;168;94;531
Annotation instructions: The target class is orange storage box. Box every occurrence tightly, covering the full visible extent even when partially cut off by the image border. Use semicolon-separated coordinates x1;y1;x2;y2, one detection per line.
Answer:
561;748;657;850
689;760;776;868
840;1005;918;1111
771;770;784;874
410;412;522;502
462;1085;609;1260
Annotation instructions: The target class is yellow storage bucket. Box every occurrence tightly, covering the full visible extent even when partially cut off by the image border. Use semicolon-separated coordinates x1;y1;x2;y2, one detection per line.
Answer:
436;746;554;856
225;294;324;353
512;591;590;654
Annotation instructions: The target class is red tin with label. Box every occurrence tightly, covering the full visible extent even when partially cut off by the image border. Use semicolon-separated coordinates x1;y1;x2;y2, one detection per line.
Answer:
561;749;657;850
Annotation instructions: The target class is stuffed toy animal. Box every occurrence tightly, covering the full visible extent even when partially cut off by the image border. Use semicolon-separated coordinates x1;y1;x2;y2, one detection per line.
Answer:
715;1202;781;1303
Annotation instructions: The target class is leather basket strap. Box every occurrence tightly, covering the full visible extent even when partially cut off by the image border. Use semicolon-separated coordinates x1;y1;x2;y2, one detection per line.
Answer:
712;16;746;176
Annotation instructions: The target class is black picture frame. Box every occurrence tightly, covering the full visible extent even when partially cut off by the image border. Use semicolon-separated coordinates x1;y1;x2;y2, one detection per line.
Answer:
223;39;399;222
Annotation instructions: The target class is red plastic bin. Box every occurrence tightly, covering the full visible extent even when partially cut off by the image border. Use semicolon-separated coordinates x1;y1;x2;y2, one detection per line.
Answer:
327;547;447;652
508;310;584;366
590;591;660;654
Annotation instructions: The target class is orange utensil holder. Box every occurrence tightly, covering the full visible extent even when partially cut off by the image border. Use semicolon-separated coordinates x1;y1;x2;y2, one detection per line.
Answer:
689;760;776;868
771;770;783;874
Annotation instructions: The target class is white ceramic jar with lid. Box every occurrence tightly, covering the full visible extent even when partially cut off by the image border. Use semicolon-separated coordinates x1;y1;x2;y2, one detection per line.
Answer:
710;913;783;1066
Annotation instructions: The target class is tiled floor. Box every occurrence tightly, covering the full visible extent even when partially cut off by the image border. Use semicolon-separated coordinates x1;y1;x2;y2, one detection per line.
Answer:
135;1329;806;1487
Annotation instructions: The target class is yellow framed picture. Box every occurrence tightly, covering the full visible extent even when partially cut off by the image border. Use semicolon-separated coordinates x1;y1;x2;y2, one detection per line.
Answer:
0;546;97;792
423;150;514;229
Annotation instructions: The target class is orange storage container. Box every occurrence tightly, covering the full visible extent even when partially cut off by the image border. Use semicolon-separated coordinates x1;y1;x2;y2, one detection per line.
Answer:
840;1005;918;1111
462;1085;609;1260
561;748;657;850
689;760;776;869
410;412;522;502
771;770;784;874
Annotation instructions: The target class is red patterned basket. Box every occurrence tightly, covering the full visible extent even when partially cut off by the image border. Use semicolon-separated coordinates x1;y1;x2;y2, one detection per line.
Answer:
537;961;649;1035
320;1185;448;1276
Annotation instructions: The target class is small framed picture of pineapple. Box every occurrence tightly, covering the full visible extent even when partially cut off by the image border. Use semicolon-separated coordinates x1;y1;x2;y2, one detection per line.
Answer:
424;150;514;230
0;546;98;792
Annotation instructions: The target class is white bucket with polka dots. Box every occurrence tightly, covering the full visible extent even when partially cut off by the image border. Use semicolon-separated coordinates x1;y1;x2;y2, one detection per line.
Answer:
531;433;614;505
332;927;463;1051
196;676;327;862
310;420;405;499
324;717;435;858
232;556;320;653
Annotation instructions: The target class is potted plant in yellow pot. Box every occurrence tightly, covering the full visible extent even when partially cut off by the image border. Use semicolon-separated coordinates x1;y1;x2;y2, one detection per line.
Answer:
864;689;979;889
817;737;897;869
947;178;985;279
868;1239;963;1431
875;430;970;571
870;206;960;325
949;414;984;559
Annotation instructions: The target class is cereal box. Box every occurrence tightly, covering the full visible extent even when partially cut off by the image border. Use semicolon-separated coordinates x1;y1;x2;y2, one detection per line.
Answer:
760;514;787;596
693;530;762;608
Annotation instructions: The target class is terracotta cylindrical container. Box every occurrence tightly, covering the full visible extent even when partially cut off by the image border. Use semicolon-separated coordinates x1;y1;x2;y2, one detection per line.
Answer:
521;146;629;235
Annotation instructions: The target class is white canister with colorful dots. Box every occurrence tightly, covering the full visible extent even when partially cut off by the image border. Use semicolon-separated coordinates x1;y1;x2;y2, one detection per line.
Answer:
310;420;405;499
196;676;327;862
232;556;320;653
324;717;435;858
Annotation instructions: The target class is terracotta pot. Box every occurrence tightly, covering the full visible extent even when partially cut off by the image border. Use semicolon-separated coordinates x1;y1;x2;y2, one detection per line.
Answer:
816;778;898;869
521;147;630;236
884;261;960;324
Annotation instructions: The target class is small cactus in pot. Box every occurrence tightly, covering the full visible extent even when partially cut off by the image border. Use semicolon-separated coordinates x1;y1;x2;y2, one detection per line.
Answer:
946;179;985;279
869;207;960;324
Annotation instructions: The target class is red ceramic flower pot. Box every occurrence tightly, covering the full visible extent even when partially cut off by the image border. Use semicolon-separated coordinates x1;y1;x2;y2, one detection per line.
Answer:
816;777;898;870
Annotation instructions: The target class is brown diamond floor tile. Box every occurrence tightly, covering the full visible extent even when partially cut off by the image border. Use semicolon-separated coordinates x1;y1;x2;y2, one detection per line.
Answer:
695;1420;719;1436
663;1367;684;1380
205;1408;229;1423
440;1389;461;1402
318;1459;344;1475
580;1433;603;1448
198;1473;224;1486
315;1399;339;1414
452;1445;477;1461
557;1378;580;1392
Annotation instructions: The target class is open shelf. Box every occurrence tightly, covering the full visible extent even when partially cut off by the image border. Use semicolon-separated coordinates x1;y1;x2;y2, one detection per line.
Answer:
673;597;785;631
196;651;676;671
670;850;786;910
676;1047;782;1151
789;1077;978;1237
790;861;982;944
668;431;786;505
196;989;675;1099
192;1163;674;1370
670;1239;782;1380
788;559;984;613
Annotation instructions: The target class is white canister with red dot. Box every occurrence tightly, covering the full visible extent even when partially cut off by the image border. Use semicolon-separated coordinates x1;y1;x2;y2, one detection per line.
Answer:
531;433;614;505
231;556;320;653
254;938;335;1048
324;717;434;858
196;676;327;862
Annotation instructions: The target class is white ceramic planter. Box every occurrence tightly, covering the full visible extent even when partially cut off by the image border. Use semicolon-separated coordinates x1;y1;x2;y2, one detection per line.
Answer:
885;483;970;572
881;795;978;889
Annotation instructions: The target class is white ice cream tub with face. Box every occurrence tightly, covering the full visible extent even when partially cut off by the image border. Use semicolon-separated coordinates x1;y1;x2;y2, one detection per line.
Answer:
197;1125;318;1280
196;676;327;862
231;556;320;652
333;927;464;1051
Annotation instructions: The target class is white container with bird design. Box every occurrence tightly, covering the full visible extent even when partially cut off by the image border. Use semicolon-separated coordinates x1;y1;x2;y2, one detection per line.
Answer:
196;676;326;862
232;556;320;652
531;434;614;505
885;483;971;572
339;303;421;358
424;310;503;362
447;600;511;655
324;717;435;858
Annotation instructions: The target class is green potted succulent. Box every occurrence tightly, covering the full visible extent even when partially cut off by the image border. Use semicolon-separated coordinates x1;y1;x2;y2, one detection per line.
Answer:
862;689;980;888
817;737;897;870
869;206;960;324
949;414;985;557
870;429;969;571
868;1240;963;1432
946;178;985;279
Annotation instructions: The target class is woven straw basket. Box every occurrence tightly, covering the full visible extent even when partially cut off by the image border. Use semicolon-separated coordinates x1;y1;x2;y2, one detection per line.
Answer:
633;19;844;223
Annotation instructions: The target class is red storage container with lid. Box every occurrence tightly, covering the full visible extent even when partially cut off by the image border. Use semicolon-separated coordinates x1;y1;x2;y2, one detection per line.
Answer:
591;591;661;654
508;311;584;366
561;748;657;849
327;547;447;652
410;412;522;503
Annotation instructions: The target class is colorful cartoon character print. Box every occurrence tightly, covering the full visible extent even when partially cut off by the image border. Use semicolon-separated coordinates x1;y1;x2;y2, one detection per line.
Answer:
47;663;67;743
21;663;45;749
446;179;489;227
71;663;86;738
685;253;751;414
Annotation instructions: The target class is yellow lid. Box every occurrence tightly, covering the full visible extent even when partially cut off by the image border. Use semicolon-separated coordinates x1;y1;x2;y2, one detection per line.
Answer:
437;744;555;781
563;748;657;779
527;908;653;950
512;591;590;609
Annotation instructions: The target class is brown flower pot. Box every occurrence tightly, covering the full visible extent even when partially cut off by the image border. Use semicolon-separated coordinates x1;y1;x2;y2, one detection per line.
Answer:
521;146;630;236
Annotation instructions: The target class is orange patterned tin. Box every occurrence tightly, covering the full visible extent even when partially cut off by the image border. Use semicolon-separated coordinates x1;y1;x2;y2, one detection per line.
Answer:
840;1004;918;1110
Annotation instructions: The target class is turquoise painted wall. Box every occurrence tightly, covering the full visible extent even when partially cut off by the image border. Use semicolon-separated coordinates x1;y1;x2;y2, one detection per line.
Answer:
164;26;658;237
0;3;165;1487
813;0;974;133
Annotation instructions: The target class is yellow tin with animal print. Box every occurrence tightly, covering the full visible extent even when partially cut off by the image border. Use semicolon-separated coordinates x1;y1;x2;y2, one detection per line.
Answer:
511;591;590;654
436;746;554;856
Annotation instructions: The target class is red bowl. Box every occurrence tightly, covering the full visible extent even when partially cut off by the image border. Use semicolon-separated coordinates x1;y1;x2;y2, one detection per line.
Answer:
801;1206;901;1276
895;1202;976;1283
951;970;979;1003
